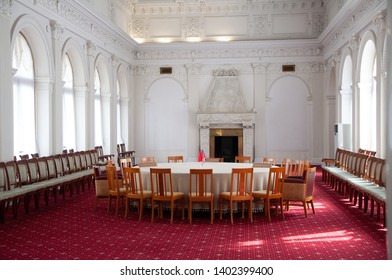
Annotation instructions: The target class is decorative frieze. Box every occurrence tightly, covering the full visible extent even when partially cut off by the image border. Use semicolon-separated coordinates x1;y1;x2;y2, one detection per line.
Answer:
134;45;323;61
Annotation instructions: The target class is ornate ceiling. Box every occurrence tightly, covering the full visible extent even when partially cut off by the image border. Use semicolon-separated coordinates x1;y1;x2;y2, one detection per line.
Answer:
116;0;329;43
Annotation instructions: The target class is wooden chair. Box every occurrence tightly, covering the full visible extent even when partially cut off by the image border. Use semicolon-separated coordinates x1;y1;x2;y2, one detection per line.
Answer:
205;157;224;162
219;167;253;224
283;167;316;217
106;165;126;216
168;155;184;163
94;146;114;165
19;154;29;160
0;162;8;224
117;143;135;166
262;157;276;166
234;156;251;163
31;153;39;159
123;167;152;221
188;169;214;224
253;167;286;222
150;168;185;223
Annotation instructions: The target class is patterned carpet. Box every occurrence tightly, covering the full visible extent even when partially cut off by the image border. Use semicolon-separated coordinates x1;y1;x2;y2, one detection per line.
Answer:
0;169;387;260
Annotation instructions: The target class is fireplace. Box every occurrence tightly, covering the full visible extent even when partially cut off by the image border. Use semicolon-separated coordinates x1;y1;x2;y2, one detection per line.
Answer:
196;68;256;162
210;128;243;162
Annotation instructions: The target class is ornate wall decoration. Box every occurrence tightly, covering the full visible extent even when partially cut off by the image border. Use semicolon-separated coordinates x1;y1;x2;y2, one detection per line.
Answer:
323;0;384;57
313;13;326;33
253;15;268;35
134;45;323;61
0;0;13;16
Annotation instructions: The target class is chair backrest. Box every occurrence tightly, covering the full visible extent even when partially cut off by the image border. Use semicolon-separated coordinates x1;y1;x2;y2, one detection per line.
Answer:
168;155;184;163
31;153;39;159
95;146;104;157
120;143;126;153
66;153;76;173
235;156;251;163
253;162;272;168
46;156;58;179
290;160;307;177
139;157;155;164
189;169;213;198
0;162;8;192
5;161;18;190
305;167;317;198
150;168;173;197
106;165;121;194
229;168;253;197
265;167;286;196
117;144;122;154
19;154;29;160
119;158;133;178
205;157;224;162
26;158;39;183
36;157;49;181
123;167;144;196
16;159;30;186
280;159;292;176
138;161;157;167
262;157;276;165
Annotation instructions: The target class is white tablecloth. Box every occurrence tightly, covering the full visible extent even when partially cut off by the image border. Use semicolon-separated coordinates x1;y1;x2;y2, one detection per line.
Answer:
139;162;269;210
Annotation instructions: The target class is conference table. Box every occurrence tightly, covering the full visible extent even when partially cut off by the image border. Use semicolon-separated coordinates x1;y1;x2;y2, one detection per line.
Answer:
139;162;270;211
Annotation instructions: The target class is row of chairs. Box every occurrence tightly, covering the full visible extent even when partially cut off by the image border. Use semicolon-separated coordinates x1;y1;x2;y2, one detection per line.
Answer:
104;162;316;224
0;149;102;224
321;148;386;226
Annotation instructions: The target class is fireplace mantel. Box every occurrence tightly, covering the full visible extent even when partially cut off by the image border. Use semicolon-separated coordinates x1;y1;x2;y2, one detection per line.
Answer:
197;112;256;161
197;113;256;128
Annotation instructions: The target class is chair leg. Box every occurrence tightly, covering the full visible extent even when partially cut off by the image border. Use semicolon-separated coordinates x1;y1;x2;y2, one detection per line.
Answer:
151;200;155;222
219;198;223;220
280;199;285;220
138;199;143;222
230;201;233;224
266;199;271;223
125;197;129;219
189;201;192;224
115;196;120;217
210;200;214;224
170;201;174;224
249;200;253;223
303;201;308;218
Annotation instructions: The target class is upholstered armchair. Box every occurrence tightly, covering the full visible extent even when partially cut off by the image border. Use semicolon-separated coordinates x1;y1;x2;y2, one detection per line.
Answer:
283;167;316;217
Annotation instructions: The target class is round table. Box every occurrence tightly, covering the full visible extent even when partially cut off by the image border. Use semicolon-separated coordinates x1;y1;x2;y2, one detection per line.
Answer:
139;162;269;211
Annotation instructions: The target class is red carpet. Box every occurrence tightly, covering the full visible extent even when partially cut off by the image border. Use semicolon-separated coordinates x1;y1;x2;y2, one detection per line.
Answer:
0;169;387;260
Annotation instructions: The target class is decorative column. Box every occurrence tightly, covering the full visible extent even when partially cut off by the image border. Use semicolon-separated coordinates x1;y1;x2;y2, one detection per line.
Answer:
85;40;96;148
0;2;13;160
74;86;88;150
50;20;64;154
109;54;119;156
35;77;52;156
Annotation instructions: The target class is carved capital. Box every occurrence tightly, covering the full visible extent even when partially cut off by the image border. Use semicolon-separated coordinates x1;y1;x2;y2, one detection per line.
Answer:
50;20;63;41
0;0;13;16
85;40;96;56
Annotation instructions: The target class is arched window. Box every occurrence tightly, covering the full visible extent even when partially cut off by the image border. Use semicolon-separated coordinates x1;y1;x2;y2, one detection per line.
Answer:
94;68;103;146
62;54;76;151
12;33;36;156
359;40;377;151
